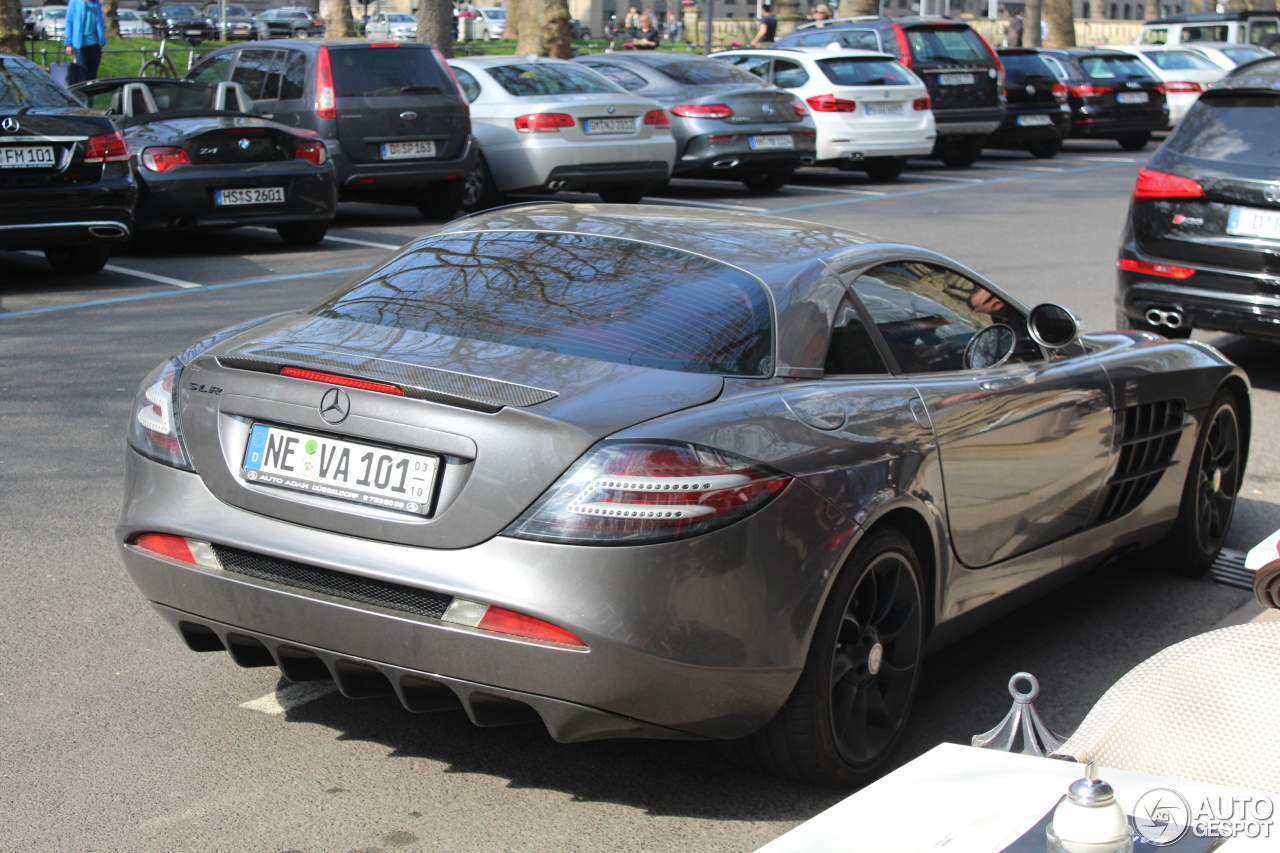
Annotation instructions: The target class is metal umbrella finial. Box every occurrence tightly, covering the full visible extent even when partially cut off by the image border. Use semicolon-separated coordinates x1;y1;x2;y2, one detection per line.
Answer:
971;672;1065;757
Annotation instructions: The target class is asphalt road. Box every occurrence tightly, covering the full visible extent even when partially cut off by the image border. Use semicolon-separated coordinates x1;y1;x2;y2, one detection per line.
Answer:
3;140;1277;853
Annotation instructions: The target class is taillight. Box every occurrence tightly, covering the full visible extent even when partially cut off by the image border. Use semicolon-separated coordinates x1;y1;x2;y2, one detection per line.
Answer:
669;103;733;119
643;109;670;127
514;113;575;133
1161;81;1203;93
132;533;221;568
83;131;130;163
368;42;400;47
128;358;195;471
503;440;791;545
438;49;471;107
974;29;1004;85
315;44;336;119
141;146;190;172
1069;84;1113;97
912;95;931;111
441;599;586;648
792;97;810;116
1118;258;1196;279
1052;82;1068;103
294;139;328;165
806;94;858;112
891;21;912;70
1133;167;1204;200
279;366;404;396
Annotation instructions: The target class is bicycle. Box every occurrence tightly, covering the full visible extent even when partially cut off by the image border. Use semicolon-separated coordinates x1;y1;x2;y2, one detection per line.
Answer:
139;33;180;78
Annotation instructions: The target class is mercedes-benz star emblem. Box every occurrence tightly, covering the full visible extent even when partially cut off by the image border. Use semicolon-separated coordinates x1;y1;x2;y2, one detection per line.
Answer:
319;387;351;424
1266;185;1280;204
762;104;775;115
607;105;616;114
1;117;18;133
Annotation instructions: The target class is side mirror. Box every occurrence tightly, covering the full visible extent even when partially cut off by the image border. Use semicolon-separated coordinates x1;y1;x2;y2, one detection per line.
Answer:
964;323;1017;370
1028;303;1083;349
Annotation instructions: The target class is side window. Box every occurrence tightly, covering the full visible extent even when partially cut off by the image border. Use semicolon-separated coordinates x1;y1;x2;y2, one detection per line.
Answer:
450;66;481;102
734;55;772;81
825;297;889;376
1250;20;1278;44
772;58;810;88
279;51;306;101
188;52;234;85
261;51;285;101
851;262;1028;374
230;49;276;100
584;63;648;91
1141;27;1168;44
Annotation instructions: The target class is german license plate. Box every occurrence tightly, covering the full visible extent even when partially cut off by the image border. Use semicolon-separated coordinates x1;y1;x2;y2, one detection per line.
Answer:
583;117;636;135
185;28;202;35
215;187;285;205
1117;91;1150;104
864;102;903;116
242;423;438;516
939;73;975;86
749;134;795;150
381;140;436;159
1226;206;1280;240
1017;113;1053;126
0;145;56;168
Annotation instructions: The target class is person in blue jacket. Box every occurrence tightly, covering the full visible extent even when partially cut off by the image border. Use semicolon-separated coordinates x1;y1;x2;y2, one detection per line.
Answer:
64;0;107;82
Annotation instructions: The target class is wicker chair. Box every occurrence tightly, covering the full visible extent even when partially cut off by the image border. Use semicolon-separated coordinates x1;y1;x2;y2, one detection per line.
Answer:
1052;620;1280;795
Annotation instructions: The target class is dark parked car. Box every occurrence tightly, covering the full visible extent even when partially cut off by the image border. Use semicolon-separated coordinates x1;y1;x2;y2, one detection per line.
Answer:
118;203;1249;786
0;53;135;274
986;49;1070;158
1038;48;1169;150
573;51;814;191
1117;58;1280;341
69;77;336;243
259;7;326;39
777;16;1006;167
185;40;475;217
201;3;266;41
144;4;215;43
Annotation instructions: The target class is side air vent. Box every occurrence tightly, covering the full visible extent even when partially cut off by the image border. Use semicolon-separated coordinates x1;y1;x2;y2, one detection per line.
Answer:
1097;399;1186;524
211;545;452;619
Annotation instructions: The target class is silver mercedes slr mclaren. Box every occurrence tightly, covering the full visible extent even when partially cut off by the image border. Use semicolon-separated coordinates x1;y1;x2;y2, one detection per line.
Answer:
117;205;1249;785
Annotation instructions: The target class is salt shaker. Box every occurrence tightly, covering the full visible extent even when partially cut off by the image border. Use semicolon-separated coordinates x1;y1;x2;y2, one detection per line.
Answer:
1046;763;1133;853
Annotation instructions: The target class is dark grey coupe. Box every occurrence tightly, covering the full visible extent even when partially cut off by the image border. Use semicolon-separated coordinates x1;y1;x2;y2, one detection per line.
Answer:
117;205;1249;785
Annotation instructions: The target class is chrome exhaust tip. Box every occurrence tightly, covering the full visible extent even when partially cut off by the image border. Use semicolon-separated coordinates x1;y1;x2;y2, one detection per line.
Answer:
844;152;865;161
1145;308;1165;326
711;158;740;169
546;180;569;191
88;224;127;238
1166;311;1183;329
800;156;815;165
1145;308;1185;329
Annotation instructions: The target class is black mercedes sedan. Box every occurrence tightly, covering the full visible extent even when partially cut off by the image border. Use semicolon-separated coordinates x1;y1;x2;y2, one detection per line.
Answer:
69;78;336;244
144;4;215;42
1117;58;1280;341
0;53;136;274
1039;48;1169;151
986;49;1070;159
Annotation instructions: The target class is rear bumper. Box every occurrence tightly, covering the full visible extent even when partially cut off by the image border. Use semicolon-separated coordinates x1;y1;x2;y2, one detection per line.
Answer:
330;135;477;199
673;129;813;176
1118;249;1280;341
486;136;675;193
985;108;1070;148
932;106;1005;137
134;162;336;232
1069;108;1168;138
813;116;936;161
0;175;136;248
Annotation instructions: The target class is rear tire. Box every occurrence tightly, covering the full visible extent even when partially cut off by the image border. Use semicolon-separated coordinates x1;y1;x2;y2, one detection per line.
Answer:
295;28;309;38
416;179;467;220
276;220;329;246
597;183;647;204
721;528;924;786
936;136;983;168
1150;390;1242;578
459;153;502;212
1028;139;1062;159
45;243;111;274
741;169;793;192
862;157;907;181
1117;132;1151;151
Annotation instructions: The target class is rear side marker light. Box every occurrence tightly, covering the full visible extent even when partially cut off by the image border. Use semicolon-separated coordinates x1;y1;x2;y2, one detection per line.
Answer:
1133;167;1204;200
1159;81;1203;93
670;103;733;119
514;113;575;133
442;599;586;648
708;134;734;141
142;146;190;172
279;366;404;396
294;139;328;165
1052;82;1068;102
133;533;222;569
643;109;670;127
1119;258;1196;279
84;131;130;163
806;94;858;112
1069;84;1114;97
912;95;931;111
369;42;400;47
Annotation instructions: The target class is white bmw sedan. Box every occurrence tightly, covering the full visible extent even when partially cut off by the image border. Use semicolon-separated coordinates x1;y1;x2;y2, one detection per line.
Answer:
713;46;935;181
448;57;676;209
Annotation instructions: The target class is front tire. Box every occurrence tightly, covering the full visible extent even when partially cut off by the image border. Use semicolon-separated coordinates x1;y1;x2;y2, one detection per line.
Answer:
597;183;647;204
862;157;907;181
1117;132;1151;151
45;243;111;274
741;169;792;192
276;220;328;246
722;528;924;786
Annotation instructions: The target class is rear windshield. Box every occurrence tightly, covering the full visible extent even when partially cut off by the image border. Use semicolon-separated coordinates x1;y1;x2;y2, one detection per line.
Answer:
640;56;763;86
1222;46;1270;65
160;6;197;15
0;58;81;110
481;8;505;18
1165;94;1280;167
817;57;914;86
486;63;617;96
313;231;774;377
1079;55;1151;80
904;26;990;64
386;13;415;22
1143;50;1220;71
1000;52;1058;80
330;47;451;98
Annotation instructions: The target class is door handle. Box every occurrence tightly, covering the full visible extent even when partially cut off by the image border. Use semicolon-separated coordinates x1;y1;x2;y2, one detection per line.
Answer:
980;377;1022;392
908;397;932;431
259;113;274;119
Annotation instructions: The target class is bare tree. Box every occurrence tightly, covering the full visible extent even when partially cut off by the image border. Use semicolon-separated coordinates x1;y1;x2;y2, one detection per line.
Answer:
1025;0;1043;47
326;0;356;37
416;0;454;58
515;0;570;58
1044;0;1077;47
0;0;26;56
505;0;520;42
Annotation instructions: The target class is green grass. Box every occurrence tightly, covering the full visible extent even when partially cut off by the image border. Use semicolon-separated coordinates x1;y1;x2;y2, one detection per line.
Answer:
26;37;235;78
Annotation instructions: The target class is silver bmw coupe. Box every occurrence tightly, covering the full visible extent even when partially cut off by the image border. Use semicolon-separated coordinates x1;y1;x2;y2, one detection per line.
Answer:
118;204;1249;785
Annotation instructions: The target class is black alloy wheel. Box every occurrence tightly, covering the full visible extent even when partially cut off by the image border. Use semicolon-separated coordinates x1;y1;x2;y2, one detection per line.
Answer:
722;528;925;786
460;153;501;211
1028;139;1062;159
1117;132;1151;151
741;169;793;192
45;243;111;274
862;157;906;181
1155;390;1242;577
597;183;647;204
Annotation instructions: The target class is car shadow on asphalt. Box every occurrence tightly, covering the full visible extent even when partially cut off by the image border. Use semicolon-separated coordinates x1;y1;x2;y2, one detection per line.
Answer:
274;556;1249;819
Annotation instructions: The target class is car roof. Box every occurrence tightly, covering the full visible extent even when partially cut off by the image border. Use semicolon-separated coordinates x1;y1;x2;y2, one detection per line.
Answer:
448;55;576;67
1149;11;1275;23
1221;55;1280;85
715;47;894;60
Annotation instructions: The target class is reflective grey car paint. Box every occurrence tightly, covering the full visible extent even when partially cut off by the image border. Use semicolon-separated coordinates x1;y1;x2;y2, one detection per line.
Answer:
117;204;1249;744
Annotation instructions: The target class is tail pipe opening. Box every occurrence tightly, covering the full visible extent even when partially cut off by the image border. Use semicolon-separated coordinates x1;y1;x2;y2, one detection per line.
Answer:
88;224;128;238
711;158;740;169
1145;307;1184;329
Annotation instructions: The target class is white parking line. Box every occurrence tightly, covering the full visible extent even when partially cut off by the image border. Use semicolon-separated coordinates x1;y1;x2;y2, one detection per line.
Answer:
647;198;771;212
1062;156;1145;163
972;163;1069;173
240;682;337;715
901;173;986;183
323;234;403;250
783;185;888;196
101;265;202;289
